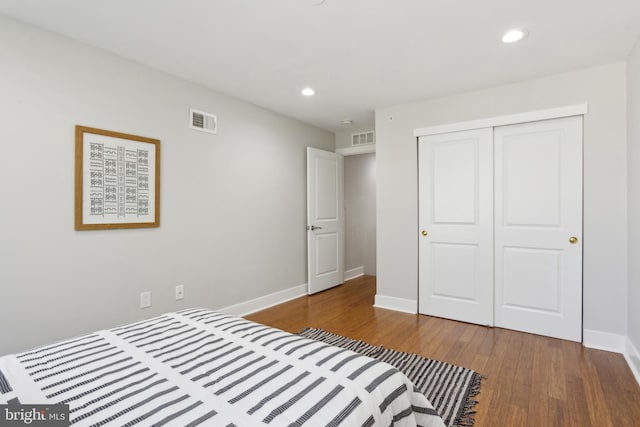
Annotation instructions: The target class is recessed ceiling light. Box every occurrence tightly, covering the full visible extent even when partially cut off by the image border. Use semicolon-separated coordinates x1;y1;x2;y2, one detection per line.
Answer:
301;87;315;97
502;29;527;44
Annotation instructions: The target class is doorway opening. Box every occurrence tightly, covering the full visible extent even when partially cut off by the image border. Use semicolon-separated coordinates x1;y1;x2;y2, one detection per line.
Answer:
344;153;376;281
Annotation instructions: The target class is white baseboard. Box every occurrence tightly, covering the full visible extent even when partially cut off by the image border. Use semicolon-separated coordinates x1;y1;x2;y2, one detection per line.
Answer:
344;266;364;281
218;283;307;317
624;338;640;387
582;329;626;353
374;294;417;314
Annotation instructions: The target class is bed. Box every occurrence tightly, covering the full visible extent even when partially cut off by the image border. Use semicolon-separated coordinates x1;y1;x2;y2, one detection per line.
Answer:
0;308;446;426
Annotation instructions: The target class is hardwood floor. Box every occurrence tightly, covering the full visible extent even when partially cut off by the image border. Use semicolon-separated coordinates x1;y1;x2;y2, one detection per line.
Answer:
246;275;640;427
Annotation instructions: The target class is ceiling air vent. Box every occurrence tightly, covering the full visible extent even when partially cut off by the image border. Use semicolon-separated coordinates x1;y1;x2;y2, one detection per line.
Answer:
190;108;217;134
352;131;375;146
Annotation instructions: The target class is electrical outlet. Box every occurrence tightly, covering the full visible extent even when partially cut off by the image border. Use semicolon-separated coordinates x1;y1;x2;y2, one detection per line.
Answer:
175;285;184;300
140;291;152;308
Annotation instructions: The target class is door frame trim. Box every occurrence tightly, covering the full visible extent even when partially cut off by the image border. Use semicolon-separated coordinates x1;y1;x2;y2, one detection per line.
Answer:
413;104;588;137
336;145;375;156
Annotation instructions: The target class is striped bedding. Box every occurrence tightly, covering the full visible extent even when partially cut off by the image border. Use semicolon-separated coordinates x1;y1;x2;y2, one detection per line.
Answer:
0;308;446;426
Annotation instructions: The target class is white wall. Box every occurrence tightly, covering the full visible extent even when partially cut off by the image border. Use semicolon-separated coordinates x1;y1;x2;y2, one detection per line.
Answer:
344;153;376;275
336;127;370;150
627;38;640;375
0;15;334;355
376;63;628;338
335;127;376;151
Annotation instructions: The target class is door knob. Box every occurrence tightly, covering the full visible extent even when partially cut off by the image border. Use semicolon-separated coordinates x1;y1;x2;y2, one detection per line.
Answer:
421;230;428;237
311;225;323;231
569;236;578;244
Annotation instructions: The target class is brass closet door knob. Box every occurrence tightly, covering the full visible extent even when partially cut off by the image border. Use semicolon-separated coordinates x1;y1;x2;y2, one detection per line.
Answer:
421;230;428;236
569;236;578;244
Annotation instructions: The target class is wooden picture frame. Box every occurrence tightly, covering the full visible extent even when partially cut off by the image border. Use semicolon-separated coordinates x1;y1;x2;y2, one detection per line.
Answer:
75;126;160;230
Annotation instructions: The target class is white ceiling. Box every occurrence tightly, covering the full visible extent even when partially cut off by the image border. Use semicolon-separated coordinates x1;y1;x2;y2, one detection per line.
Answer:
1;0;639;132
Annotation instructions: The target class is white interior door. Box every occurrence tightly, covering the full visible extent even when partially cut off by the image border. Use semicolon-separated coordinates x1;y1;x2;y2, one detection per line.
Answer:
307;147;344;295
494;116;583;342
418;128;494;325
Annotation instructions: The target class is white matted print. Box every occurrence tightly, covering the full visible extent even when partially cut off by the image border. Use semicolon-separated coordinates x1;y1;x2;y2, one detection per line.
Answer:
75;126;160;230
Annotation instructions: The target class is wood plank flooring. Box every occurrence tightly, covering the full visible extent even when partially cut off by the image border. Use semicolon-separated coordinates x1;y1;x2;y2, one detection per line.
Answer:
246;275;640;427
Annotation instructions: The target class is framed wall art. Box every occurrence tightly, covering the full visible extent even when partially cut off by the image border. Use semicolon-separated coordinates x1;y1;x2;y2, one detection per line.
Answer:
75;125;160;230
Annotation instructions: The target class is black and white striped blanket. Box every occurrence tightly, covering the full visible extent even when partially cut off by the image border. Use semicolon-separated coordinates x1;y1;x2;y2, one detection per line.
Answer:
0;309;446;426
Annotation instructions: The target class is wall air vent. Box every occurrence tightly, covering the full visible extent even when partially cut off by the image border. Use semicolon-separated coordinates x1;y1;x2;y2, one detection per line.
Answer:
352;131;375;146
190;108;217;134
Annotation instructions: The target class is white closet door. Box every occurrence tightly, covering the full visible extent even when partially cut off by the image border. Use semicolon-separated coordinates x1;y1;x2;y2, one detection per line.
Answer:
494;116;583;342
418;128;494;326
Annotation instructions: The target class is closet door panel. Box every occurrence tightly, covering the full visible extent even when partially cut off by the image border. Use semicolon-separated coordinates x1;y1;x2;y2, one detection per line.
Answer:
418;128;493;326
494;116;583;342
503;132;561;227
